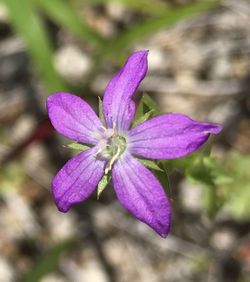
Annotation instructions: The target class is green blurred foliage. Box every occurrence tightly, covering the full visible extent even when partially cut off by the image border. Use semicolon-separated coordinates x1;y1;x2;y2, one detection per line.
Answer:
2;0;219;94
20;239;77;282
34;0;105;48
221;153;250;219
182;152;250;219
2;0;250;279
3;0;66;92
0;163;26;193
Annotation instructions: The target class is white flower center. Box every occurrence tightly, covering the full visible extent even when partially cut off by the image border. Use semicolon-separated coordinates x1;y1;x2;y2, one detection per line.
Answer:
95;126;127;174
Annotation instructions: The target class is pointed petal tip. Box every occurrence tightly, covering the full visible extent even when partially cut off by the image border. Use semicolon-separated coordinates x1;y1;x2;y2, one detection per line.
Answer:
158;225;171;238
125;50;149;69
55;202;69;213
52;181;72;213
152;208;171;238
159;231;168;238
138;202;171;238
52;184;82;213
46;91;67;104
208;123;223;134
151;225;170;238
141;210;171;238
131;50;149;61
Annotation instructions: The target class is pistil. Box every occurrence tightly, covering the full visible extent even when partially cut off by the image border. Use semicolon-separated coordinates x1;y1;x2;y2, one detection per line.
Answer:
95;127;127;173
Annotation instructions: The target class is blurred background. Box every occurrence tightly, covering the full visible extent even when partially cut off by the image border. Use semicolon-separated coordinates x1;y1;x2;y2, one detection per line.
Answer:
0;0;250;281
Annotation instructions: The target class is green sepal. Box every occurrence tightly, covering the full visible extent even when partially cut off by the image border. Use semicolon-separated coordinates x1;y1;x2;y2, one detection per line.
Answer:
132;109;154;128
67;143;90;152
97;174;111;200
133;93;161;127
98;96;105;124
140;93;161;115
138;158;163;172
154;163;171;196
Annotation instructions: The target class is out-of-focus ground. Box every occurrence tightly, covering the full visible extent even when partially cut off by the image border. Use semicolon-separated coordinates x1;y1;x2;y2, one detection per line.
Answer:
0;0;250;281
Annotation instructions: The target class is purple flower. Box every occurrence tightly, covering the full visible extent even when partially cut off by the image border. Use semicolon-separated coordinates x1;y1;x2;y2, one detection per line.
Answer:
46;50;222;237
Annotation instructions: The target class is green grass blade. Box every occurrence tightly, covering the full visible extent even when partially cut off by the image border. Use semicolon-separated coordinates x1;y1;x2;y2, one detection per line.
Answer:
4;0;65;93
105;0;220;57
34;0;105;48
20;239;77;282
87;0;220;81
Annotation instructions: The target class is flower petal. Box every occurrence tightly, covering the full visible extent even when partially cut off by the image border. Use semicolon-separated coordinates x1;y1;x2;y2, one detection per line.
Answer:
52;147;105;212
47;92;103;145
112;152;171;237
129;113;222;159
103;50;148;131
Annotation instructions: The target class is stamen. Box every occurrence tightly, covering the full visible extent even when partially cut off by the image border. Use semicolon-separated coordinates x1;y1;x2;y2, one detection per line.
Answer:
94;139;107;157
104;146;121;174
104;128;115;139
95;124;127;170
